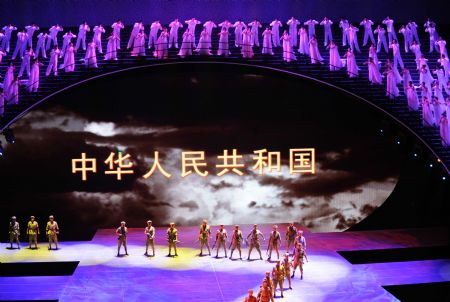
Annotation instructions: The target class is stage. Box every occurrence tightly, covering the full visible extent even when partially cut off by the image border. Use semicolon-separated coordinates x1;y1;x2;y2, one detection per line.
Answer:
0;224;449;301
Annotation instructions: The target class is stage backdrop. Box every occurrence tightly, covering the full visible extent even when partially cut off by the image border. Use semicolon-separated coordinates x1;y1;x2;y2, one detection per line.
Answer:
0;0;448;27
0;63;402;238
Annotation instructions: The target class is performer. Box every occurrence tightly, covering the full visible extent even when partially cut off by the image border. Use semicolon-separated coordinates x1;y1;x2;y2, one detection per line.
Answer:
127;21;144;50
360;18;375;46
12;29;28;60
285;223;297;255
35;32;48;58
28;58;43;92
292;243;308;279
309;34;324;64
402;67;413;95
369;43;380;71
269;19;282;47
272;260;285;298
262;27;274;55
304;19;319;39
248;19;262;47
439;112;450;147
195;29;211;55
229;224;243;260
185;18;201;48
25;24;39;48
178;28;193;58
246;224;265;260
75;21;90;51
422;96;435;127
1;24;17;52
203;20;217;49
241;28;254;58
167;222;178;257
328;40;342;71
346;24;361;53
419;64;434;92
287;17;300;47
295;230;307;250
214;224;227;258
244;289;257;302
61;31;76;57
374;25;389;53
257;280;275;302
26;216;39;249
410;40;422;69
339;18;350;46
7;75;20;105
18;47;34;77
198;219;211;256
3;62;15;100
84;41;98;68
384;67;400;99
320;17;333;47
298;26;309;55
390;39;404;69
233;20;246;47
408;21;420;44
148;21;162;49
169;19;183;48
382;16;397;44
154;28;169;59
218;20;232;30
281;30;296;62
131;30;146;57
406;81;420;111
93;24;105;54
116;221;128;256
365;57;382;84
436;37;448;57
217;27;230;56
62;43;75;72
267;225;281;261
425;24;439;53
45;46;60;76
9;216;20;249
46;24;63;50
144;220;155;257
399;25;412;53
111;20;124;49
105;34;119;60
283;253;293;290
46;215;59;250
262;271;274;297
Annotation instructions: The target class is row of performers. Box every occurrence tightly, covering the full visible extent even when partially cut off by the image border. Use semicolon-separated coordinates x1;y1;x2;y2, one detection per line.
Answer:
7;215;59;250
116;220;307;262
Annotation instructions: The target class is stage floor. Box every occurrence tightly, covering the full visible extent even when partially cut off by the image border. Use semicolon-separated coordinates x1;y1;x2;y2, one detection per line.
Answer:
1;224;449;301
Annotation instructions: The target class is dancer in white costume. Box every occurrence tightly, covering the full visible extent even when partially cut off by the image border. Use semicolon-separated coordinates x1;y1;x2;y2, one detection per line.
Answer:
127;21;144;49
111;20;124;49
298;27;309;55
308;35;323;64
327;41;342;71
281;30;296;62
233;20;247;47
148;21;162;49
320;17;333;46
93;24;105;54
169;19;183;48
27;58;43;92
360;18;375;46
270;19;283;47
262;28;274;55
75;22;89;51
344;48;359;78
287;17;300;47
185;18;201;48
217;27;230;56
248;19;262;47
178;29;193;58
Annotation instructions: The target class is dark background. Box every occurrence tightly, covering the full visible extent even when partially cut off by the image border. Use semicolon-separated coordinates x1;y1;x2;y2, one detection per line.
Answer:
0;0;448;27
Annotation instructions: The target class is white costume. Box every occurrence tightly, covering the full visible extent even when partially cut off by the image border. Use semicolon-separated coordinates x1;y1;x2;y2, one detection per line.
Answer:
178;29;193;58
62;44;75;72
169;19;183;48
270;19;282;47
12;31;28;59
111;21;124;49
287;18;300;46
195;30;211;55
47;25;63;50
386;68;399;99
339;19;350;46
233;21;247;47
128;22;144;49
218;21;232;30
248;20;262;47
185;19;201;47
422;97;435;126
3;65;15;99
425;26;439;53
309;36;323;64
382;17;397;44
154;30;169;59
18;48;34;77
374;27;388;53
406;84;419;111
282;32;296;62
2;25;17;52
28;60;43;92
408;21;420;44
304;19;318;39
105;35;119;60
148;21;162;49
61;32;76;57
217;28;230;56
360;19;375;46
84;42;98;68
93;25;105;53
46;47;60;76
390;41;404;69
262;29;274;55
241;29;254;58
35;33;48;58
347;26;361;53
369;44;380;70
328;42;342;70
367;59;382;84
320;18;333;46
131;31;146;56
345;49;359;77
398;26;412;53
25;24;39;48
203;21;217;49
435;38;448;56
410;42;422;69
75;23;90;50
298;27;309;55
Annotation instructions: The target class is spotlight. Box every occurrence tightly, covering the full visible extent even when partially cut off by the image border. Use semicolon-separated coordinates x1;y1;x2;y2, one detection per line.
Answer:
443;176;447;181
429;164;433;168
380;129;384;133
2;128;15;144
397;141;400;145
0;141;3;157
414;153;418;157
